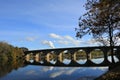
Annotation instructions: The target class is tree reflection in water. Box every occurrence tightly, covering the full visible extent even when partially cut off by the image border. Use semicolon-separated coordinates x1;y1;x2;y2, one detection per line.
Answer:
0;58;25;78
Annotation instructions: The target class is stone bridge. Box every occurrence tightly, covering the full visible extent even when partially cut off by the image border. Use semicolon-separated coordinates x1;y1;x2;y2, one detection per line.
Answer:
24;46;120;67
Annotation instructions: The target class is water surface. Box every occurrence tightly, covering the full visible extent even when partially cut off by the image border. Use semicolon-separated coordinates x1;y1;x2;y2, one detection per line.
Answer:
0;65;108;80
0;58;109;80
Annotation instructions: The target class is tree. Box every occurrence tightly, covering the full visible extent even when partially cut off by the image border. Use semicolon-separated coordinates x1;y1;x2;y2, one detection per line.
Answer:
0;41;24;61
75;0;120;63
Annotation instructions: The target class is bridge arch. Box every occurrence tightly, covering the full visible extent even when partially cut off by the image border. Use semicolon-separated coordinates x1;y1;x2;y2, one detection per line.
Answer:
107;49;119;63
73;49;87;64
90;49;104;64
58;50;71;65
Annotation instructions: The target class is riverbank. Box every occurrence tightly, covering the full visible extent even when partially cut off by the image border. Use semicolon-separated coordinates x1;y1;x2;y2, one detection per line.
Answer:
96;62;120;80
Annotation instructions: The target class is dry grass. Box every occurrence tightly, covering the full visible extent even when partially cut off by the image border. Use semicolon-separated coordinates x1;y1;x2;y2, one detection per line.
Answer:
96;63;120;80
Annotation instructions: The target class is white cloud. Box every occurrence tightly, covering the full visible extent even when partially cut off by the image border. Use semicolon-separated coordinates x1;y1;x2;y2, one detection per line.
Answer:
26;37;37;42
85;39;98;45
64;35;74;41
58;40;69;45
42;33;102;48
64;35;81;46
49;33;63;40
42;40;55;48
86;37;120;46
49;33;82;46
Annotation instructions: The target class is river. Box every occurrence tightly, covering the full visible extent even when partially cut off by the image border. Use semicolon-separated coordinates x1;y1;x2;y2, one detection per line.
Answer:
0;56;119;80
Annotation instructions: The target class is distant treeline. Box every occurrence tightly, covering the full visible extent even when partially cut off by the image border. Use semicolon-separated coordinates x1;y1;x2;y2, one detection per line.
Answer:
0;41;27;64
0;41;28;77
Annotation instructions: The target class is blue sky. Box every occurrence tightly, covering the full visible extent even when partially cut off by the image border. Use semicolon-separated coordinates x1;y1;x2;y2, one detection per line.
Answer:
0;0;99;50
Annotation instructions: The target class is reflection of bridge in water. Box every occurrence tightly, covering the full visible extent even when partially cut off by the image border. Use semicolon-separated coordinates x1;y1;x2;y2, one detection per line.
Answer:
24;46;120;67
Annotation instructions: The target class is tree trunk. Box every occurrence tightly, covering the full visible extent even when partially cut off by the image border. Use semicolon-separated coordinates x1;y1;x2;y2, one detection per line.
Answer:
109;26;115;63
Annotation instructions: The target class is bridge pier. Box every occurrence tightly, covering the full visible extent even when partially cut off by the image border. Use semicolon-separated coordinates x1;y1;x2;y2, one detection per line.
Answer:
34;53;40;62
45;53;54;62
25;54;30;61
84;50;95;66
102;48;111;65
58;51;64;63
86;50;91;61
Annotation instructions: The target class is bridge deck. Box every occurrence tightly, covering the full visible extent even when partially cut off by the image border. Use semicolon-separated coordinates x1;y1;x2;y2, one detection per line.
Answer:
24;46;120;54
